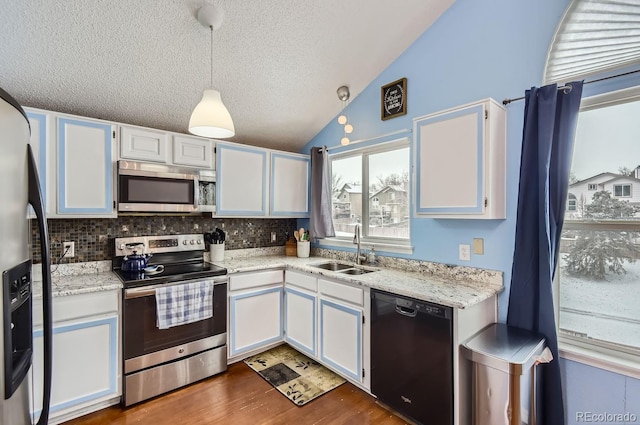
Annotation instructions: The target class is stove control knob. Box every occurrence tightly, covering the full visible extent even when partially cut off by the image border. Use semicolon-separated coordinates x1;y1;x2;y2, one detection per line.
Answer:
182;240;188;245
197;239;202;245
190;240;195;245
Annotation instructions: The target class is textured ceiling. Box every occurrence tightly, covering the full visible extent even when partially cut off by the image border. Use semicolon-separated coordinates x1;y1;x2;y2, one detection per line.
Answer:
0;0;454;152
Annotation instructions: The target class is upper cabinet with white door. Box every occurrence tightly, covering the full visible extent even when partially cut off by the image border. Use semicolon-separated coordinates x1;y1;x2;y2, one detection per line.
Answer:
270;152;310;217
57;117;117;217
216;142;267;216
414;98;506;219
120;126;215;169
173;134;214;168
25;111;52;215
120;126;169;163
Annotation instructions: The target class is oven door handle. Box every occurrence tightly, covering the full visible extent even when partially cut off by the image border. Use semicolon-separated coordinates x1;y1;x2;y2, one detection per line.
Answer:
124;277;228;299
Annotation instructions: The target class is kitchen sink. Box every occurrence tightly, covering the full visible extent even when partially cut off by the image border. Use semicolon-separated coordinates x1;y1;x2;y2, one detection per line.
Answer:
337;268;375;275
311;262;354;271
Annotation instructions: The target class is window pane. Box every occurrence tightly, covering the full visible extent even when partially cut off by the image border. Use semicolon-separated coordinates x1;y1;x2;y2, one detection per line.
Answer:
331;155;362;238
367;148;410;239
561;98;640;351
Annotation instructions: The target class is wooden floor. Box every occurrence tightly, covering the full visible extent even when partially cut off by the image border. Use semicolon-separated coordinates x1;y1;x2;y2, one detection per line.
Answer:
64;362;408;425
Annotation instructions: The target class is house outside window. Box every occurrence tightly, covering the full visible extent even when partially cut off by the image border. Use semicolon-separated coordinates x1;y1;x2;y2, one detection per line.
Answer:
567;194;577;211
330;140;410;243
613;184;631;197
559;86;640;368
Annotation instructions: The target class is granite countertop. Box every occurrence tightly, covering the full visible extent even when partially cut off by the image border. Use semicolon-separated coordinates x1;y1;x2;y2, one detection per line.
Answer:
31;249;503;309
216;254;503;309
31;261;122;299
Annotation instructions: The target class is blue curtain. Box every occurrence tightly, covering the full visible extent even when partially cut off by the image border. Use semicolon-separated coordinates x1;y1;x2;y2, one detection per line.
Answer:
507;81;583;425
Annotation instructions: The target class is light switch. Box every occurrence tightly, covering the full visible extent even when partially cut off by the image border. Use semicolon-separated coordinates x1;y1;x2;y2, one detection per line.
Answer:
473;238;484;255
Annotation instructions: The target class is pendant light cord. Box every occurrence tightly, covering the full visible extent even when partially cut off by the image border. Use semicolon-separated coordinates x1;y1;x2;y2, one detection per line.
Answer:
210;25;213;89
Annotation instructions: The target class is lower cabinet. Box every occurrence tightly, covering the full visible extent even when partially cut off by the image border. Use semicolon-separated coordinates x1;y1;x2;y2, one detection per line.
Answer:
31;290;120;424
319;298;362;382
317;278;367;385
284;286;316;358
228;270;284;360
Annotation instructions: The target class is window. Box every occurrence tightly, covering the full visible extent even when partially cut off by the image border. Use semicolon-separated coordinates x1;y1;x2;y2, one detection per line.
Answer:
588;184;597;190
330;140;410;242
613;184;631;197
560;87;640;367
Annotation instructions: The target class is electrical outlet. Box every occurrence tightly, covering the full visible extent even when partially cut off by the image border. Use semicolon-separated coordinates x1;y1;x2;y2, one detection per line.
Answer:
459;244;471;261
63;241;75;258
271;232;277;242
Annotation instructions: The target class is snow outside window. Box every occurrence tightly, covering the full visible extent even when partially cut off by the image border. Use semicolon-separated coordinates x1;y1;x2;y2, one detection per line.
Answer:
560;87;640;365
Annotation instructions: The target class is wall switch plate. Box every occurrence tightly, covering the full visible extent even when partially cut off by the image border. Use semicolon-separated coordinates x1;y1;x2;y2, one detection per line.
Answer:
473;238;484;255
271;232;277;242
459;244;471;261
63;241;75;258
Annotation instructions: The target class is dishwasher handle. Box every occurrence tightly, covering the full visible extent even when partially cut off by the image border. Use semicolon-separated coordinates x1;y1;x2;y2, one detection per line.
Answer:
396;305;417;318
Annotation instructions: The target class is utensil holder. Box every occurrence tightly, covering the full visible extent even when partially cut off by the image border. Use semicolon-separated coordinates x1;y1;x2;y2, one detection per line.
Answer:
297;241;310;258
210;242;225;262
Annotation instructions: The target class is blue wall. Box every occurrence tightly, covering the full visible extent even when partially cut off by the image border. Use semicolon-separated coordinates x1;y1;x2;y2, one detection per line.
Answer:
302;0;571;320
301;0;640;421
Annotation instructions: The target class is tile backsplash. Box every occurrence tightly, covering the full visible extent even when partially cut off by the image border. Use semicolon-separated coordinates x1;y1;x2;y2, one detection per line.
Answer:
30;216;297;264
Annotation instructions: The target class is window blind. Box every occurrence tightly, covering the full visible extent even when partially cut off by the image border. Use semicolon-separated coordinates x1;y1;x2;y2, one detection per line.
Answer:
544;0;640;84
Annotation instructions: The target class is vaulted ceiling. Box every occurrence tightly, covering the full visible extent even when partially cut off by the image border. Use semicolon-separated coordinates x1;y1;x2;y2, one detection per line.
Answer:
0;0;454;152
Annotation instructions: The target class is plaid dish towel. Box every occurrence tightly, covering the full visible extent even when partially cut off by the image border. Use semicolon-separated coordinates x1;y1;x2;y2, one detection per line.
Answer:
155;280;214;329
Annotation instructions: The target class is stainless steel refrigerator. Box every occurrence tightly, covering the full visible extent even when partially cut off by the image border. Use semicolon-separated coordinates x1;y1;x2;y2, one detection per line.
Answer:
0;87;52;425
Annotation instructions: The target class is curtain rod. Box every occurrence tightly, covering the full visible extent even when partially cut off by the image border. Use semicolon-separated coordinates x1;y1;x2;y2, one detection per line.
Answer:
321;128;412;152
502;68;640;106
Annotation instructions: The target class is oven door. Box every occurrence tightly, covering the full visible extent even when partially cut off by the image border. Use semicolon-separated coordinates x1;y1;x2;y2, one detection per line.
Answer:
123;277;227;373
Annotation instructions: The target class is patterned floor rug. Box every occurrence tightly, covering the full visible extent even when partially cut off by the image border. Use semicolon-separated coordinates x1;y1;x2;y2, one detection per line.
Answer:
244;345;346;406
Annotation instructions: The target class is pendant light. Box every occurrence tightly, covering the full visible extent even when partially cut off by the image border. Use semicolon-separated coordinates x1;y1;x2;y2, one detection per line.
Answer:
336;85;353;145
189;4;235;139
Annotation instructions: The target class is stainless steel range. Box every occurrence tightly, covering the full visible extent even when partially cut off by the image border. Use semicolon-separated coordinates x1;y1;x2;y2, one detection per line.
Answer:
113;234;228;406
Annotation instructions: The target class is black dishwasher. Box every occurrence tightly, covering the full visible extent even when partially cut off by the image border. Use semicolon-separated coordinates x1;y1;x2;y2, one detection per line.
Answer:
371;289;453;425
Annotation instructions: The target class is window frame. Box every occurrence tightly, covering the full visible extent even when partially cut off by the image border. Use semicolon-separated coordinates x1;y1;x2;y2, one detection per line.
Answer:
588;183;597;190
555;85;640;379
613;183;631;197
320;138;413;254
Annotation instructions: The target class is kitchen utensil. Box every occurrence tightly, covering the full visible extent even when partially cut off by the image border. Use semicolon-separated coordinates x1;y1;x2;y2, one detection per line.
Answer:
143;264;165;274
121;243;152;272
216;227;225;243
299;227;305;240
294;230;300;241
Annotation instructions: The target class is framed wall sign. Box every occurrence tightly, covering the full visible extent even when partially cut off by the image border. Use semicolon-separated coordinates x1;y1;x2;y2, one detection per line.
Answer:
381;78;407;121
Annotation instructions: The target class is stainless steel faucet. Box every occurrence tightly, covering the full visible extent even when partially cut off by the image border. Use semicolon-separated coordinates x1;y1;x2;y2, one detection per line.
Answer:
353;224;366;265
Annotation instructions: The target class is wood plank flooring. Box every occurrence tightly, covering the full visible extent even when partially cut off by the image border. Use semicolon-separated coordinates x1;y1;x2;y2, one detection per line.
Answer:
64;362;409;425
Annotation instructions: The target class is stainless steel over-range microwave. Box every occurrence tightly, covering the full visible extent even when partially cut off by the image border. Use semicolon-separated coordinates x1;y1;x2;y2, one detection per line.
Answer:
117;160;216;213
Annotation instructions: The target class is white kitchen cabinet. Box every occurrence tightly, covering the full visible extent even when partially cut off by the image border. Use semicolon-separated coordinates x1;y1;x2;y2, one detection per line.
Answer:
57;117;116;216
270;152;310;217
173;134;214;168
26;111;51;216
318;278;367;384
31;290;120;424
216;142;267;216
414;98;506;219
284;271;317;357
228;270;283;360
120;126;168;163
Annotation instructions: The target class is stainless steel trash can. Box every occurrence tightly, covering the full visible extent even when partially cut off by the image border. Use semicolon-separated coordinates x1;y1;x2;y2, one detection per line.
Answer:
462;323;546;425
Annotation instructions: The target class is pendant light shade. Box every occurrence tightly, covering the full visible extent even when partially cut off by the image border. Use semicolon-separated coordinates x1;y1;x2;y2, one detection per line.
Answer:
189;89;235;138
188;4;235;139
